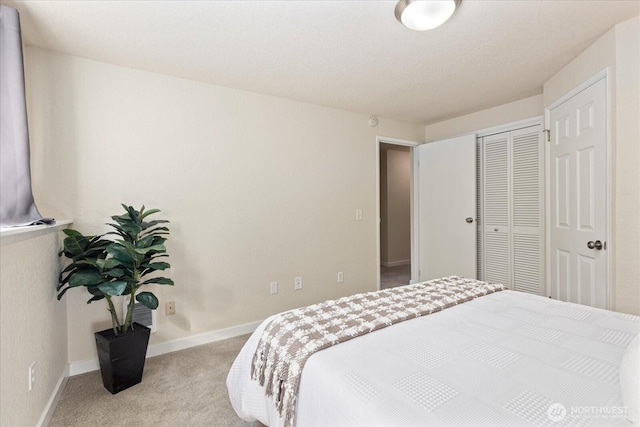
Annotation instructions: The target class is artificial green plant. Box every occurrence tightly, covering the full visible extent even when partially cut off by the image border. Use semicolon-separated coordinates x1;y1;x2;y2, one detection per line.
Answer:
58;205;174;335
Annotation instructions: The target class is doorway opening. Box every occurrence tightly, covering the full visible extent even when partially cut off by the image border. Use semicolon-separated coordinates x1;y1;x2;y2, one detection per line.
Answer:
378;139;416;289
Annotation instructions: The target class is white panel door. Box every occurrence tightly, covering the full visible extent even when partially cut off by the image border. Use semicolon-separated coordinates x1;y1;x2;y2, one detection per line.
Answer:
549;78;607;308
416;135;476;281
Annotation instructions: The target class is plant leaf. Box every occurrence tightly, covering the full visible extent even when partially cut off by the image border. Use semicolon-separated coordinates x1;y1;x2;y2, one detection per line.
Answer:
86;286;110;303
57;286;71;300
126;205;139;224
60;262;78;275
136;235;155;248
141;262;170;271
106;243;142;264
104;268;125;278
141;219;170;229
86;294;105;303
134;244;166;255
140;226;169;236
62;230;90;256
140;208;160;219
103;258;122;270
136;292;159;310
97;281;127;297
142;277;174;286
69;271;104;287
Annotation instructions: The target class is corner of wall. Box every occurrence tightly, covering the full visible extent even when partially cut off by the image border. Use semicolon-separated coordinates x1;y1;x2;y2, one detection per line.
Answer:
0;231;69;426
613;14;640;315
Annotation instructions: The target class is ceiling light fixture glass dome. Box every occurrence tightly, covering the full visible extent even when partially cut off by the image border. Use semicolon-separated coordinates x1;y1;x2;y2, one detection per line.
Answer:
395;0;461;31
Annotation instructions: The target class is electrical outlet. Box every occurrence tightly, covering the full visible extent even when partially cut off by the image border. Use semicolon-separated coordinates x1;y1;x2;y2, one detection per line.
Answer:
294;277;303;290
270;282;278;295
355;209;363;221
29;361;36;391
165;301;176;316
337;272;344;283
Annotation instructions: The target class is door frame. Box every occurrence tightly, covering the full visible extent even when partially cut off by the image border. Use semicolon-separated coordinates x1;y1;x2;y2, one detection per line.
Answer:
544;68;612;308
376;135;421;290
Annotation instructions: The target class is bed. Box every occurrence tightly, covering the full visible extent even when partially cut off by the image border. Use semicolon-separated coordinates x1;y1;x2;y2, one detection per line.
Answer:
227;277;639;426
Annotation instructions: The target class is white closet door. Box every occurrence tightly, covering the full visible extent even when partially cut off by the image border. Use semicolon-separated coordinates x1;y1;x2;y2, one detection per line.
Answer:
476;141;483;280
480;124;543;293
511;127;543;294
482;133;510;286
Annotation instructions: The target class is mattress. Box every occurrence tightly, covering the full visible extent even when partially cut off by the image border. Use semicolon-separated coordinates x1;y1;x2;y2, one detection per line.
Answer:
227;290;639;426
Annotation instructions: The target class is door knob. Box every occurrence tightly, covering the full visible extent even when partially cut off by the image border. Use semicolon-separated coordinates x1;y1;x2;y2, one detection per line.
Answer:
465;217;473;223
587;240;604;250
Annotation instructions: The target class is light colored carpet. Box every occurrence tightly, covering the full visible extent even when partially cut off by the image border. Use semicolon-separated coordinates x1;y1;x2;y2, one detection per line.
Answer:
380;264;411;289
49;334;263;427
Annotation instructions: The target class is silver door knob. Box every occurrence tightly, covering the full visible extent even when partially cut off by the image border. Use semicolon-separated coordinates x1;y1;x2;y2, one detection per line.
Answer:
587;240;603;250
465;217;473;223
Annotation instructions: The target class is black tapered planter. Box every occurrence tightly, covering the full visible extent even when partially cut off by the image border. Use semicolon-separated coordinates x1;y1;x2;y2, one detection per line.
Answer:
95;322;151;394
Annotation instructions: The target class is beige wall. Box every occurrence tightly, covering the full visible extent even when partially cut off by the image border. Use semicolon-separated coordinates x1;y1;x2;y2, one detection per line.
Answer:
425;95;543;142
613;16;640;314
379;149;411;265
24;47;424;363
0;233;68;426
542;28;616;107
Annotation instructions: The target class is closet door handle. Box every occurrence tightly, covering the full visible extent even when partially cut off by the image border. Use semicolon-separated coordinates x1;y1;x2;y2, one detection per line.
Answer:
465;217;473;223
587;240;603;250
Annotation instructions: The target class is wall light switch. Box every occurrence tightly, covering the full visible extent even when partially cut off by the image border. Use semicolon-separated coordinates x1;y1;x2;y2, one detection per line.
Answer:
337;272;344;283
270;282;278;295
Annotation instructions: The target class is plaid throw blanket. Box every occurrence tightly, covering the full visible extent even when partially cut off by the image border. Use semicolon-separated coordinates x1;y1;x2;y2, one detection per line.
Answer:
250;276;506;426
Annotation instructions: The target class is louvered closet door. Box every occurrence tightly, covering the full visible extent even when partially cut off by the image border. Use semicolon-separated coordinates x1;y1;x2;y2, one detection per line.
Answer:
480;125;543;293
482;133;510;286
511;127;543;294
476;141;483;280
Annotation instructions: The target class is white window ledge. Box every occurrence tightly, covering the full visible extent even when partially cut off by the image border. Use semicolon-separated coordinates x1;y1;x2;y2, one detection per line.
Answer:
0;220;72;246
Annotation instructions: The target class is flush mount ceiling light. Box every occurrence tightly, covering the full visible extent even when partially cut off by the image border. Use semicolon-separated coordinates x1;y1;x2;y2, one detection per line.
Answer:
395;0;461;31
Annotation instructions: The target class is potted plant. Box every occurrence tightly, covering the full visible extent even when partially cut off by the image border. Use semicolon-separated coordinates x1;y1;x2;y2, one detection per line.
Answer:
58;204;174;394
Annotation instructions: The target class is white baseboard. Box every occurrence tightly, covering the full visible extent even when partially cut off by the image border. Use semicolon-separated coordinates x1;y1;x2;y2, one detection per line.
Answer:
68;357;100;376
381;259;411;267
68;320;263;376
37;365;69;427
147;320;261;358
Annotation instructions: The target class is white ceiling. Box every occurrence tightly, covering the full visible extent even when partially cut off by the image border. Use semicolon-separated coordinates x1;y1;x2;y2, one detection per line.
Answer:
6;0;639;124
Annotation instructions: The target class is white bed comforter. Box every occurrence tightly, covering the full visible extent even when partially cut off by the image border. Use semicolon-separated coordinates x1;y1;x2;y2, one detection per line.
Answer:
227;290;639;426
